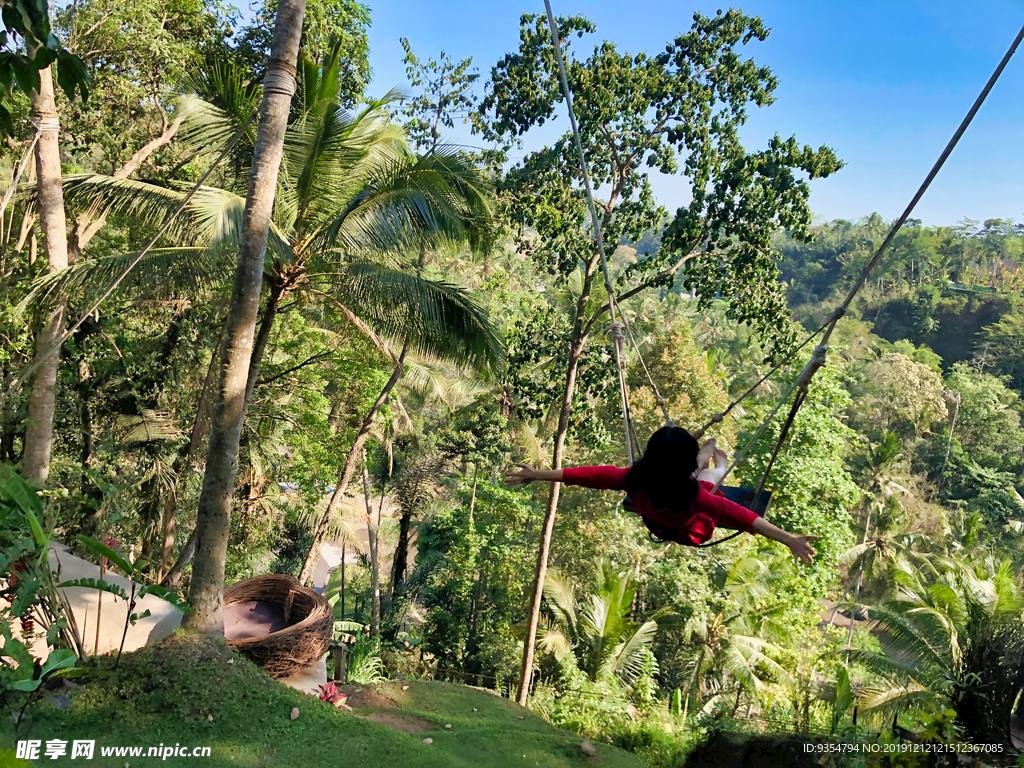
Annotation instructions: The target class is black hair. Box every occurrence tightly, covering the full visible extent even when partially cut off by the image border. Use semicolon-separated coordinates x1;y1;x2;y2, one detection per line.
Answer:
623;425;701;510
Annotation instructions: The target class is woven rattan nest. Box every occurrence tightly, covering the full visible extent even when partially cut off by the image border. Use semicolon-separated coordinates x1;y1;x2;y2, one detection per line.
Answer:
223;574;332;678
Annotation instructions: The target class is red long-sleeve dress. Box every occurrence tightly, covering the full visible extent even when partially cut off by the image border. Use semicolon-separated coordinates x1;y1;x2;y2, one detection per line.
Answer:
560;465;760;546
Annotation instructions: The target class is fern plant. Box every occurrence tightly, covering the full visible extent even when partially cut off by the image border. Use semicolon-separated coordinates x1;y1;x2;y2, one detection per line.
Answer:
345;634;388;685
538;558;659;688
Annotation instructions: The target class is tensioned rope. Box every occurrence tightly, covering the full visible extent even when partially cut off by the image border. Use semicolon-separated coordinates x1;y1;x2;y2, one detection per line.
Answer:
691;19;1024;545
693;19;1024;510
543;0;648;465
697;20;1024;442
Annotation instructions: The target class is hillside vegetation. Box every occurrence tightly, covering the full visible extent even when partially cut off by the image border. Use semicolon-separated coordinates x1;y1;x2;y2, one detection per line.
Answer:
1;2;1023;767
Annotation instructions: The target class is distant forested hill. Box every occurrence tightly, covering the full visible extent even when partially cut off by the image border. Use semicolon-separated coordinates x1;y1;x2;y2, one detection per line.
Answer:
773;216;1024;387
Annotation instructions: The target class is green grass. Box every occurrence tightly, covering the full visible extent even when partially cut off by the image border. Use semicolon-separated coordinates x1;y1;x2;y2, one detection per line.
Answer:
1;632;645;768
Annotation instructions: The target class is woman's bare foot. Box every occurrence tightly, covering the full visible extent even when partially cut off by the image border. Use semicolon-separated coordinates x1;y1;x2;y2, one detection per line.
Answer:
697;438;716;470
712;446;728;469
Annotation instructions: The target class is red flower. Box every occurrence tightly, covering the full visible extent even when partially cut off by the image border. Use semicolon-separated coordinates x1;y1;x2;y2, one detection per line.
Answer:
316;682;348;708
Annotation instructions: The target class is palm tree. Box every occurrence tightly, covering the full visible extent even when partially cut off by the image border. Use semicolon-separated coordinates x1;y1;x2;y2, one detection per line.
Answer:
838;496;927;649
843;556;1024;746
841;497;923;597
30;43;502;594
21;52;69;482
388;448;445;598
538;559;658;688
187;0;306;632
359;448;382;637
674;556;791;717
828;430;905;628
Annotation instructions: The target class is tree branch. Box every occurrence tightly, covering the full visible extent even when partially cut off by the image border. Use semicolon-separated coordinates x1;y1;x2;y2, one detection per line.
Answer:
80;11;114;43
583;248;700;337
68;113;186;258
113;113;184;182
256;351;335;387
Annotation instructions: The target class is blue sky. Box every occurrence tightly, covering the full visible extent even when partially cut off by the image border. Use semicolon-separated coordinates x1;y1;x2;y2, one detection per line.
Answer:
355;0;1024;227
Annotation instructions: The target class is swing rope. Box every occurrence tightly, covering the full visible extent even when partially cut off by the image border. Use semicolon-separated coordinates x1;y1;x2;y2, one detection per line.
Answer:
698;19;1024;443
609;321;643;460
543;0;637;465
697;19;1024;513
543;0;1023;540
616;310;673;425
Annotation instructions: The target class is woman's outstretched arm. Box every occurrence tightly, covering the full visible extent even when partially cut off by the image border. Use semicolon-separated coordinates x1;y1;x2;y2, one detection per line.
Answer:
505;464;629;491
752;517;818;564
504;464;563;485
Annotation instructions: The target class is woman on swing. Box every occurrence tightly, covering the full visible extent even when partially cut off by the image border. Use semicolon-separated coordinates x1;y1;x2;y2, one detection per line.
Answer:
505;425;818;564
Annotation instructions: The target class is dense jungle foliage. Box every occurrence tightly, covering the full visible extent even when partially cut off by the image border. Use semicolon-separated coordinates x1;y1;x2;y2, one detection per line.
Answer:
2;2;1023;766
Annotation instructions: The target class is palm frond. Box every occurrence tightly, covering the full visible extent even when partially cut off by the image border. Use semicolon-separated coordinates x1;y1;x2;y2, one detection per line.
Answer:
515;422;544;467
400;359;489;410
538;628;573;661
177;59;261;157
720;643;762;694
542;568;578;638
56;174;293;260
855;681;942;724
297;497;363;547
113;410;183;447
283;92;409;236
727;634;792;684
837;648;920;684
391;394;416;433
867;602;951;672
339;262;504;374
581;593;616;680
725;556;773;604
309;147;493;259
680;643;710;713
840;542;874;567
18;247;229;313
608;619;658;684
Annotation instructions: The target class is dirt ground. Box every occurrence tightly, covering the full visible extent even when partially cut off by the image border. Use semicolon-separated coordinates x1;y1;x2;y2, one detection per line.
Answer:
340;684;398;709
357;711;434;734
340;684;435;734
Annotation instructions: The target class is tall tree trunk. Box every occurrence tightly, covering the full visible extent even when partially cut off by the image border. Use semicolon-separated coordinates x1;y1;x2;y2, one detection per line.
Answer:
842;505;874;662
390;508;411;595
464;466;481;668
22;61;69;482
243;280;285;408
77;357;93;486
159;334;222;585
339;543;346;618
361;451;380;638
75;349;103;535
845;573;864;652
468;465;478;528
1;361;15;462
297;344;409;585
515;259;597;706
184;0;305;633
826;578;857;627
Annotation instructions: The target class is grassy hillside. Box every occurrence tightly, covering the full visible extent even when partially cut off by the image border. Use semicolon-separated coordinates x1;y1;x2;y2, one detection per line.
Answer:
1;632;643;768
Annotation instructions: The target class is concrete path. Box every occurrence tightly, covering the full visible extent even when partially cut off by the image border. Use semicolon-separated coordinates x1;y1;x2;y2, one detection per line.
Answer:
40;542;184;657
